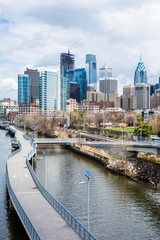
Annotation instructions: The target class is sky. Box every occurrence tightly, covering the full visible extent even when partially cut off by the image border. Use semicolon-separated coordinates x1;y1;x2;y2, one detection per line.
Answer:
0;0;160;99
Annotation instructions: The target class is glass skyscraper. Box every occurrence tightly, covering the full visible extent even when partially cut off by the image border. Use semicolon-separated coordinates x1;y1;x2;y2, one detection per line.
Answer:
18;74;31;105
85;54;97;89
73;68;87;102
61;76;68;110
134;57;147;85
24;68;40;103
60;50;75;99
39;71;58;112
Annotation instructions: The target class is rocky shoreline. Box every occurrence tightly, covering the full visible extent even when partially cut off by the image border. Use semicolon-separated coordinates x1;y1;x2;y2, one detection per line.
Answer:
70;143;160;188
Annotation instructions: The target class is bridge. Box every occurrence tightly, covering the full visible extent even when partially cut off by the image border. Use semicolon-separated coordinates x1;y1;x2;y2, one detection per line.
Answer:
33;136;160;158
6;126;97;240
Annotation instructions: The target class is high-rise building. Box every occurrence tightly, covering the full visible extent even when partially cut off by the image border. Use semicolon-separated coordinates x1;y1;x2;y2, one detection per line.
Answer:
60;50;75;99
115;95;136;110
99;78;118;94
134;83;150;109
99;66;112;78
87;84;95;92
150;89;160;109
134;55;147;85
18;74;31;105
70;82;80;103
73;68;87;102
60;50;75;77
24;68;40;103
85;54;97;88
123;85;134;97
39;71;58;112
61;76;68;110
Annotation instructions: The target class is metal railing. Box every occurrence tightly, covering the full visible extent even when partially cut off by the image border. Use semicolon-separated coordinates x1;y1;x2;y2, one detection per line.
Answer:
26;145;97;240
6;164;41;240
34;138;86;144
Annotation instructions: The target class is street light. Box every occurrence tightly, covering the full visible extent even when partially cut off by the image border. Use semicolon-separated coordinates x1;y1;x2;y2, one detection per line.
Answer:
103;110;104;135
80;170;92;231
139;128;142;141
121;130;123;141
106;130;108;140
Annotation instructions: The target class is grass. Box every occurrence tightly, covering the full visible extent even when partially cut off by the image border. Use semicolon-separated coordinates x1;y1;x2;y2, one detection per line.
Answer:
109;127;135;133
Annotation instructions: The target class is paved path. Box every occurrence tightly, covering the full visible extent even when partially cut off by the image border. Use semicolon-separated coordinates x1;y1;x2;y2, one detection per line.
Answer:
7;127;82;240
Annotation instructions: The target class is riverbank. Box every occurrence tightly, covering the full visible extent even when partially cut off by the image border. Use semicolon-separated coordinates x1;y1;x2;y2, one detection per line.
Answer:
70;143;160;188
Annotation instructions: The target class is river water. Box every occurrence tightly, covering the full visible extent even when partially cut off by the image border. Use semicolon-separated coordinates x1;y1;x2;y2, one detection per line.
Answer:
1;129;160;240
0;129;29;240
35;145;160;240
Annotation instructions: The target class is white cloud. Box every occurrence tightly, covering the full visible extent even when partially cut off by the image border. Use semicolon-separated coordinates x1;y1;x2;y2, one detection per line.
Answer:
0;0;160;99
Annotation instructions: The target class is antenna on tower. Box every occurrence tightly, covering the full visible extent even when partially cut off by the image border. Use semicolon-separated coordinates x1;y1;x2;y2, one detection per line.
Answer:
140;52;142;61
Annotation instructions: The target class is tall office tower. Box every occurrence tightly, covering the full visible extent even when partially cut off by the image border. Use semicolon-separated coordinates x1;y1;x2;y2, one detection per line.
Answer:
150;84;156;96
70;82;80;103
150;89;160;109
99;66;112;78
99;78;117;94
134;83;150;109
155;77;160;90
39;71;58;112
61;76;68;110
60;50;75;99
123;85;134;97
85;54;97;89
18;74;31;105
134;55;147;85
24;68;40;103
87;84;95;92
73;68;87;102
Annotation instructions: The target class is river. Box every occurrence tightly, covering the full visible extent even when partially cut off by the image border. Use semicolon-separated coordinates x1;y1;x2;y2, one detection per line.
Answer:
0;129;29;240
34;145;160;240
1;129;160;239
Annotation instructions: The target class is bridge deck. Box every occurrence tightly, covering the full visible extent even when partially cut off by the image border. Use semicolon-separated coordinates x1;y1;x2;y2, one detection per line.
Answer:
7;127;81;240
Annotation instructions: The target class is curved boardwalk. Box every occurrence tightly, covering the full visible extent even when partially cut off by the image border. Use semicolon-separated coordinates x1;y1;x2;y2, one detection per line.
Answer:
7;127;82;240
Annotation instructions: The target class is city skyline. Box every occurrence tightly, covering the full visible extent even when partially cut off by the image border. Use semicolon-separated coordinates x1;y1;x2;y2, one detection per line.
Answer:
1;0;160;99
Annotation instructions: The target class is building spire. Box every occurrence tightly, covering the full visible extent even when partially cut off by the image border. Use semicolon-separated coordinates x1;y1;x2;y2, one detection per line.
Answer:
140;52;142;62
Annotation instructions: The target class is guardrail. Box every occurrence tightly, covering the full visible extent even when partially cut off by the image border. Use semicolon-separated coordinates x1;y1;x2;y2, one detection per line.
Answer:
34;138;86;144
6;164;41;240
26;145;97;240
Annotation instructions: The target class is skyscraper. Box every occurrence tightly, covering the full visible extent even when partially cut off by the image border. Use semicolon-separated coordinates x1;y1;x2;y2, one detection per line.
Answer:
61;76;68;110
85;54;97;88
60;50;75;99
70;82;80;103
73;68;87;102
134;55;147;85
24;68;40;103
39;70;58;112
99;66;112;78
18;74;31;105
99;78;118;94
134;83;150;109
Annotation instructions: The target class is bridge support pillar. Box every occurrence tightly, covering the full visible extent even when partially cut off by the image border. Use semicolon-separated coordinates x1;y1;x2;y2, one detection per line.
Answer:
157;149;160;157
126;151;138;159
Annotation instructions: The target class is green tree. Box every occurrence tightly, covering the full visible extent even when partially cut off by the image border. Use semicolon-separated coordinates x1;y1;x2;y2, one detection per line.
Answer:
134;123;155;138
136;114;142;126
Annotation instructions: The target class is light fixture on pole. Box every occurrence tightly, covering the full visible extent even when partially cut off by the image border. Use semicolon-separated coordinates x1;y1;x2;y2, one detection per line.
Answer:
121;130;123;141
139;128;142;141
85;170;92;231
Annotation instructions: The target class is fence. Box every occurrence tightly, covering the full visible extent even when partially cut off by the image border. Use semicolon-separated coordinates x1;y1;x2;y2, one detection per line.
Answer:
26;145;97;240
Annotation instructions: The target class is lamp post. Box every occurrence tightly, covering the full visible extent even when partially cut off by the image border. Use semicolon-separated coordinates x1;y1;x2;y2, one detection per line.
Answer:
139;128;142;141
121;130;123;141
84;170;92;231
103;110;104;135
106;130;108;140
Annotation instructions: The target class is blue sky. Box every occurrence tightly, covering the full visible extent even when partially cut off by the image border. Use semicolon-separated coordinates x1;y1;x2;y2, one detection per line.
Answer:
0;0;160;99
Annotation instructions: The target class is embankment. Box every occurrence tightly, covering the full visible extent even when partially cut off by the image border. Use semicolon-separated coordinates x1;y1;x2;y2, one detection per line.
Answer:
70;143;160;188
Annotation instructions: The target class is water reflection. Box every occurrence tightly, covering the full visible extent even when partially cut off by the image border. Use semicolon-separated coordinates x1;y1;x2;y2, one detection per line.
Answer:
0;130;29;240
35;145;160;240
